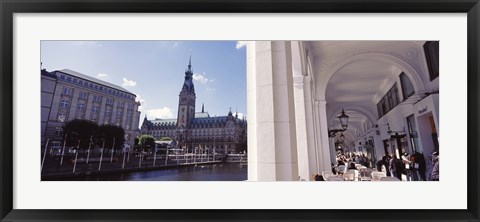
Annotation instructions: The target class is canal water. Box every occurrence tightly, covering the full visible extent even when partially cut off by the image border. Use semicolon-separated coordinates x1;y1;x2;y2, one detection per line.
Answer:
57;163;247;181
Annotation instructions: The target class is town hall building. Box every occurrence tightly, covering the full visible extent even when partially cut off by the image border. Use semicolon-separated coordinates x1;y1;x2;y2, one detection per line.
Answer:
140;57;247;154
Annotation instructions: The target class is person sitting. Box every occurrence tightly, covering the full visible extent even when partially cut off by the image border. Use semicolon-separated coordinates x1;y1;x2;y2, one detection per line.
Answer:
375;159;383;171
331;163;337;174
348;162;356;170
311;174;324;181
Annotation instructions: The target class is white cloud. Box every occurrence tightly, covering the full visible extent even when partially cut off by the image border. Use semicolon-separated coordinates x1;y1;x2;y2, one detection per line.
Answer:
235;112;245;119
97;73;109;79
146;107;174;119
135;94;146;112
122;78;137;87
193;72;216;91
73;41;102;47
236;41;248;49
192;72;209;84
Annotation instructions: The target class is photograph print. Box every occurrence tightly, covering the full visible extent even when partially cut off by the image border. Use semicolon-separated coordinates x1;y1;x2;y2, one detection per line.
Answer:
40;40;439;182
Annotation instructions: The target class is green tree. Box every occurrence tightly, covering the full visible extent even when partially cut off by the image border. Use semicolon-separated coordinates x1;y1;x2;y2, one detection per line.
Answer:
235;131;248;154
159;137;172;141
97;124;125;151
133;137;140;152
62;119;98;149
138;134;156;153
235;140;247;154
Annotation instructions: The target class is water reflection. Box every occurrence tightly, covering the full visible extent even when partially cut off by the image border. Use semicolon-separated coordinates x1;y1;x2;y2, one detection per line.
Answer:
58;163;247;181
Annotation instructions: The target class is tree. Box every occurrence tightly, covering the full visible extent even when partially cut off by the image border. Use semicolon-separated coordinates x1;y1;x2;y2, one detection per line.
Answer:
97;124;125;150
133;137;140;152
62;119;98;149
235;140;247;154
159;137;172;141
138;135;156;153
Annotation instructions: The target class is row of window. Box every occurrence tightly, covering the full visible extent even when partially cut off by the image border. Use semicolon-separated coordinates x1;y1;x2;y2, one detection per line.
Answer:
60;96;135;111
375;41;438;119
424;41;439;81
59;74;135;100
56;112;135;130
58;102;134;121
376;72;416;118
184;137;236;142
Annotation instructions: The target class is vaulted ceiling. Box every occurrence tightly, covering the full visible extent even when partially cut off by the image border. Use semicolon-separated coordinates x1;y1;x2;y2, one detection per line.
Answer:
308;41;425;146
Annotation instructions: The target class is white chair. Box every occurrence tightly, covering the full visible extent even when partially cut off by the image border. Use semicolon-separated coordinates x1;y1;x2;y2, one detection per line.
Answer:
357;166;367;170
326;176;344;181
371;172;387;181
380;176;401;181
322;171;335;180
344;170;356;181
359;168;372;181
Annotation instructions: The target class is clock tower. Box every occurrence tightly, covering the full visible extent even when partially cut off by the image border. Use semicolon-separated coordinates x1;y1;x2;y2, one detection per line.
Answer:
176;55;196;145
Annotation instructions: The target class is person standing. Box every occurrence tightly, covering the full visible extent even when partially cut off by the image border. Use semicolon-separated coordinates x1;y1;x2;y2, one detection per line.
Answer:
411;151;427;181
430;151;439;181
402;152;413;181
389;154;403;180
382;154;392;176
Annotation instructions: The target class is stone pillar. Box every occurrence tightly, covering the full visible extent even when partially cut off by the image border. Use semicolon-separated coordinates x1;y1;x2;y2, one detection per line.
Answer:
98;97;108;124
68;88;80;121
84;93;94;120
49;83;64;121
246;41;258;180
313;100;333;174
303;77;319;176
293;75;310;180
291;41;317;180
111;99;119;125
121;102;128;128
247;41;299;181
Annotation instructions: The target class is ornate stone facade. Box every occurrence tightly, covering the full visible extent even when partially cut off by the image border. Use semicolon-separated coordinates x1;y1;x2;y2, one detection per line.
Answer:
140;57;247;154
41;68;141;150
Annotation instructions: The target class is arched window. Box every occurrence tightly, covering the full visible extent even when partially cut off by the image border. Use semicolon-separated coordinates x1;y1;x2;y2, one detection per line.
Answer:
400;72;415;100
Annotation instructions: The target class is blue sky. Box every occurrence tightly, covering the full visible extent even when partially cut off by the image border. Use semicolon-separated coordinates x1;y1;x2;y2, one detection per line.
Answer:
41;41;247;125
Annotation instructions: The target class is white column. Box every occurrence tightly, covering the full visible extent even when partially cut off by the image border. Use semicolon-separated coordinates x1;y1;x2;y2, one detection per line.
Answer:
303;77;319;176
247;41;258;180
293;75;310;180
313;100;333;173
247;41;299;181
291;41;317;180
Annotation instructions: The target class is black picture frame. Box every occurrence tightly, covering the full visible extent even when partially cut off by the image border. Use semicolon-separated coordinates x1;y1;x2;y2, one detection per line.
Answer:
1;0;479;221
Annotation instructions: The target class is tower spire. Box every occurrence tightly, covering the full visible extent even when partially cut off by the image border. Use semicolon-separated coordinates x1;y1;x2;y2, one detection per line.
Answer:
188;50;192;70
202;102;204;113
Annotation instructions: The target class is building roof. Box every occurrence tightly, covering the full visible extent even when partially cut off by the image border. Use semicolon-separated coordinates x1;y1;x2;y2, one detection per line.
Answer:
151;118;177;125
41;69;57;79
56;69;134;95
195;112;210;118
192;116;228;123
